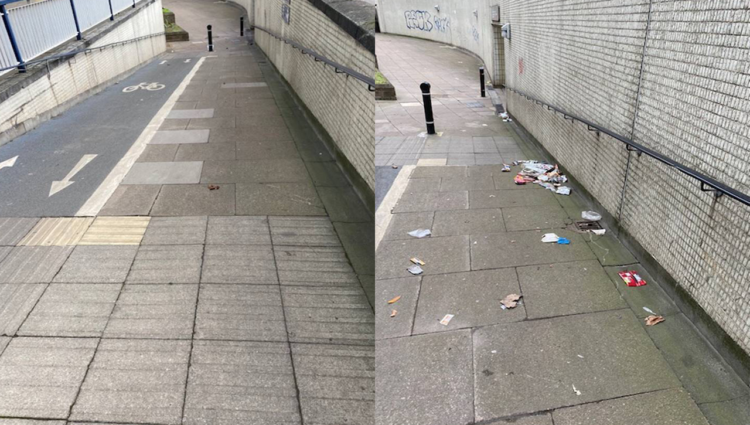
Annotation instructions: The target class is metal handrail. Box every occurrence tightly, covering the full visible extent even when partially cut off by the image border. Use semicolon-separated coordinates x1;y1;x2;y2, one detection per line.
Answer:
252;24;375;91
506;86;750;207
0;31;164;73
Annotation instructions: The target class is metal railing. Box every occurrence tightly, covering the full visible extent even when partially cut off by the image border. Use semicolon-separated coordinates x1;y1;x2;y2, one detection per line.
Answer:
506;86;750;207
252;24;376;91
0;0;144;73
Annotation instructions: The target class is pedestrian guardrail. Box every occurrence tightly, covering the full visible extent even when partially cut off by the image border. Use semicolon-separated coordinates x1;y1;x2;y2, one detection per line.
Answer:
252;24;375;91
506;86;750;208
0;0;146;73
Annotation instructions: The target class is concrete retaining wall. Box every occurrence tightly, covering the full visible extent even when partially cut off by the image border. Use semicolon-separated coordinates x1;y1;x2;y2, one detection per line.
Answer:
0;0;166;146
254;0;376;195
377;0;505;86
500;0;750;362
229;0;254;25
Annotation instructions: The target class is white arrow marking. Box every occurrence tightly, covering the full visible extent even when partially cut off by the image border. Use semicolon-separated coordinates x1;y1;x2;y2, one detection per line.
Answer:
184;59;191;63
0;155;18;170
49;154;97;197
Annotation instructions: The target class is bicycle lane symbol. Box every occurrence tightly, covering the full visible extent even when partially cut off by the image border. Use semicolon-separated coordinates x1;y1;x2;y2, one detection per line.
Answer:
122;82;166;93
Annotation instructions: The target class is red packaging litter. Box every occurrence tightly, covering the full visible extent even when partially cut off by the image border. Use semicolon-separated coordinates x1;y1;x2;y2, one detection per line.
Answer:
618;271;647;287
514;175;527;185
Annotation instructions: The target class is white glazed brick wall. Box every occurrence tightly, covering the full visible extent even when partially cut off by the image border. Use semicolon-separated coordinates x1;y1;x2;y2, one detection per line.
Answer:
0;0;166;137
502;0;750;354
255;0;376;191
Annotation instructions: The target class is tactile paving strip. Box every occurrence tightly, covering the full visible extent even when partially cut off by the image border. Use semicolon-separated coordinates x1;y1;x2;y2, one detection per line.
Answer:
17;218;94;246
79;217;151;245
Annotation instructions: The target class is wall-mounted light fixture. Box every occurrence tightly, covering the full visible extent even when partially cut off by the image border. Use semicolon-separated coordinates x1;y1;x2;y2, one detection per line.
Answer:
501;23;511;40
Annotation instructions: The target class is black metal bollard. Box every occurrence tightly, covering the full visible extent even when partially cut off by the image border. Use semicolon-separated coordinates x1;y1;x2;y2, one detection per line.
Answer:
240;17;244;36
420;82;436;135
479;67;486;98
207;25;214;52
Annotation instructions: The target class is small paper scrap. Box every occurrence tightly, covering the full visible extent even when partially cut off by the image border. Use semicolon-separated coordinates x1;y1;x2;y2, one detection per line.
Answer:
542;233;560;243
591;229;606;235
501;294;522;309
410;257;425;266
390;310;398;318
407;265;423;275
439;314;454;326
645;315;665;326
387;296;401;304
408;229;432;238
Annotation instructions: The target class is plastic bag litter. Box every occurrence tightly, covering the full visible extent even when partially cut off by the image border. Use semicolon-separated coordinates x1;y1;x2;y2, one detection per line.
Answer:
591;229;606;236
407;265;423;275
407;229;432;238
582;211;602;221
557;238;571;245
542;233;560;243
556;186;571;195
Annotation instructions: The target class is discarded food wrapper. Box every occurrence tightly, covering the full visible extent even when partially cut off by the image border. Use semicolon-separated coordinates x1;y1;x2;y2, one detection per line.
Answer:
618;271;647;287
643;307;656;315
557;238;571;245
407;265;423;275
542;233;560;243
514;175;527;185
410;257;426;266
499;112;509;119
572;385;582;396
645;315;665;326
390;309;398;318
501;293;522;309
208;185;220;190
407;229;432;238
439;314;454;326
591;229;606;236
502;164;511;172
582;211;602;221
556;186;571;195
392;165;399;169
387;296;401;304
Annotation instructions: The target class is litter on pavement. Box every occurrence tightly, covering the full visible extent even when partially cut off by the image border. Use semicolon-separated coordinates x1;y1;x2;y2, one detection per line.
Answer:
582;211;602;221
542;233;560;243
439;314;454;326
645;315;665;326
556;237;570;245
390;310;398;318
387;296;401;304
643;307;656;315
410;257;425;266
407;229;432;238
591;229;606;235
407;265;423;275
501;294;522;309
619;271;647;287
508;160;571;195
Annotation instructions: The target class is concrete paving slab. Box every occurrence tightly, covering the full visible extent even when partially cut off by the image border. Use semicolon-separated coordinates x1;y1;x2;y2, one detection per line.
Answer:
17;284;120;337
235;115;288;128
268;216;341;246
274;246;359;287
79;216;150;245
150;184;236;216
414;269;524;334
318;187;372;223
376;235;470;280
0;284;46;336
184;341;300;424
604;264;680;319
360;274;375;310
201;245;277;284
503;205;572;231
0;247;8;264
174;143;235;161
552;388;709;425
0;246;73;283
410;166;467;180
305;161;349;187
700;396;750;425
645;313;749;404
440;175;496;191
0;337;98;419
126;245;203;284
382;211;434;241
0;218;38;246
0;420;66;425
222;82;268;88
432;208;505;236
53;246;137;283
404;178;441;193
236;139;301;160
71;339;190;424
586;233;638;266
167;109;214;119
473;310;682;419
236;124;294;142
376;277;420;340
138;144;179;162
159;118;189;130
393;190;468;213
236;183;326;216
206;216;271;245
104;284;197;339
470;189;560;209
471;229;596;270
282;286;374;345
122;161;203;185
292;343;374;425
0;337;8;356
142;216;207;245
200;159;310;183
98;185;161;216
333;222;375;276
150;129;210;145
492;175;547;191
519;260;627;319
18;218;94;246
376;330;473;425
195;284;287;342
484;415;553;425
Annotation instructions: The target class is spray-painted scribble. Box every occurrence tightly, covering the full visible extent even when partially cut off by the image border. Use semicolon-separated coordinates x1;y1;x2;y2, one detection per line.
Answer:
472;26;480;42
404;10;434;32
434;16;451;33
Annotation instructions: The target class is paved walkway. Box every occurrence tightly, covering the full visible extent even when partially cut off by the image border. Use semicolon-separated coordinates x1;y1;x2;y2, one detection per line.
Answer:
0;1;374;424
374;34;749;425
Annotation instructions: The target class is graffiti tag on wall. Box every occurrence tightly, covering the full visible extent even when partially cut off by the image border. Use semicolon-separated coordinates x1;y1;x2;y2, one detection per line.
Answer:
404;10;451;33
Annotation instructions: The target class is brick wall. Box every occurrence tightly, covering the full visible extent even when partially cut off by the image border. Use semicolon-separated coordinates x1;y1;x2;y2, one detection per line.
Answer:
0;0;166;145
501;0;750;356
254;0;375;193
